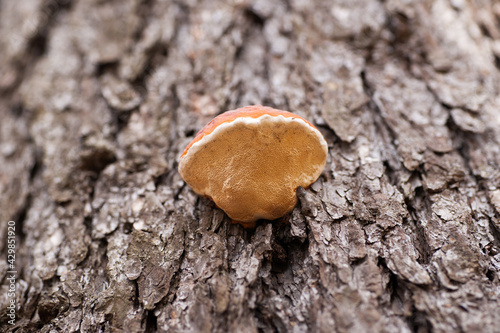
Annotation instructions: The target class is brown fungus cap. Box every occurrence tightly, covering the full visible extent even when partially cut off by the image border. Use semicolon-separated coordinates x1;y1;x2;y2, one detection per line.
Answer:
178;105;328;226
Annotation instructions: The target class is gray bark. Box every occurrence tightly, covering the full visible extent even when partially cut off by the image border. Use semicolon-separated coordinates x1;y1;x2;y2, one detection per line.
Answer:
1;0;500;332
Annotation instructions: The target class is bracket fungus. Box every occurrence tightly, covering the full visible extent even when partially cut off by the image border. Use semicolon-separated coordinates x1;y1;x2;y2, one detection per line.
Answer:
178;105;328;227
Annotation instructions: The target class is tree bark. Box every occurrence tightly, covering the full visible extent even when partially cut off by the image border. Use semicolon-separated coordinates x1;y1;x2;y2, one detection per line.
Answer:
1;0;500;332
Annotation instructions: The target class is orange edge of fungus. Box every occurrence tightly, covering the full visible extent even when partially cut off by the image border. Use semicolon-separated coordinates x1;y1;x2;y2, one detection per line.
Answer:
180;105;319;158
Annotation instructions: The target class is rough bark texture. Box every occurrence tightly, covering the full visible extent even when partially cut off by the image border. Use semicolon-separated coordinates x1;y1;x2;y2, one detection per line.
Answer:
1;0;500;332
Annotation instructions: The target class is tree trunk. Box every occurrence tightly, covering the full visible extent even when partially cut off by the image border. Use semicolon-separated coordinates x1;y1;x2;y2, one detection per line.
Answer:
1;0;500;332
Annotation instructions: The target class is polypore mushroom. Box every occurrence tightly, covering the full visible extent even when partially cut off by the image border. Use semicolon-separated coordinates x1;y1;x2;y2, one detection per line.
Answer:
178;105;328;227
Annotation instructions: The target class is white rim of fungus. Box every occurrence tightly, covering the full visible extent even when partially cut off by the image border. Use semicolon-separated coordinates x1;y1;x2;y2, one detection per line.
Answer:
179;114;328;179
